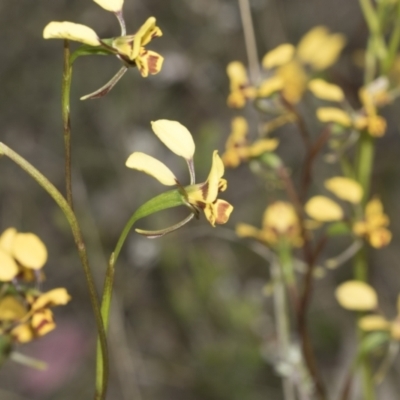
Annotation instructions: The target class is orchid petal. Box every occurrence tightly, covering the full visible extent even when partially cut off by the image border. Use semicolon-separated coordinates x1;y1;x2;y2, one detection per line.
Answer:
151;120;195;159
126;152;178;186
93;0;124;12
43;22;101;46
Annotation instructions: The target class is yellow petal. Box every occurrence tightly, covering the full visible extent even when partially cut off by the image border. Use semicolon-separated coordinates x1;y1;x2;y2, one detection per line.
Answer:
227;61;249;88
365;198;384;218
93;0;124;12
12;233;48;270
130;17;159;59
263;202;299;234
367;115;387;137
258;76;284;97
236;223;261;239
204;151;225;203
32;288;71;311
43;22;100;46
0;249;19;281
0;227;17;253
262;44;295;69
316;107;352;127
297;26;330;63
369;228;392;248
136;49;164;77
151;120;195;159
227;90;246;108
305;196;343;222
245;139;279;157
308;79;345;102
359;315;390;331
324;177;363;204
139;17;162;46
0;296;27;320
307;33;346;70
221;148;241;168
391;322;400;340
297;26;345;70
229;117;248;144
204;199;233;226
125;152;178;186
11;324;34;343
335;280;378;311
276;61;307;104
32;309;56;337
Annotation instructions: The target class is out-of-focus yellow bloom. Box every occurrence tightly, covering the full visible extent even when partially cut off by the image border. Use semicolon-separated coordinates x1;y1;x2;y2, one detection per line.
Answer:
0;228;48;282
126;120;233;227
359;293;400;340
236;201;303;247
308;79;344;102
316;79;388;137
259;26;346;104
222;117;279;168
316;107;352;127
336;281;378;311
325;177;363;204
353;198;391;248
226;62;257;108
44;14;163;79
354;86;387;137
0;288;71;343
305;196;343;222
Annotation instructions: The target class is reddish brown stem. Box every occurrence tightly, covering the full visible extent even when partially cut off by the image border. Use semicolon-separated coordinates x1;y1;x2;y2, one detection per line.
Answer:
280;96;312;149
277;165;327;400
301;127;331;200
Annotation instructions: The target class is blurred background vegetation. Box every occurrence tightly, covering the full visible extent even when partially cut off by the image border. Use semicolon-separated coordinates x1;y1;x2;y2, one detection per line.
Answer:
0;0;400;399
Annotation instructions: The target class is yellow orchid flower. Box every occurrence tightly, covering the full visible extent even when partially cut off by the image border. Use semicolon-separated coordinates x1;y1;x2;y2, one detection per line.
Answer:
0;228;48;282
305;196;344;222
221;117;279;168
359;294;400;341
324;177;364;204
259;26;346;104
336;281;378;311
126;120;233;228
353;198;392;248
0;288;71;343
43;1;163;99
226;62;257;108
237;202;303;247
315;78;388;137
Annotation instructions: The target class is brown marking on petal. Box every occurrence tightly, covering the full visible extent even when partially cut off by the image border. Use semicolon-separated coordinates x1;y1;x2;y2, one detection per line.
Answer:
216;202;231;224
34;318;51;334
201;183;209;200
148;54;161;74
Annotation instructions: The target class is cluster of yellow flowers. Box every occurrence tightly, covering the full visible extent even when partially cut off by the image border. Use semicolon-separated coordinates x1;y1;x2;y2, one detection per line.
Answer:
0;228;70;344
226;25;390;156
305;177;391;248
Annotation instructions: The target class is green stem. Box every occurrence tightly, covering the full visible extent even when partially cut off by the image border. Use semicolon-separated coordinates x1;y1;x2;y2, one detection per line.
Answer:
356;132;375;206
382;2;400;74
0;143;108;400
62;40;74;208
95;188;186;394
272;253;295;400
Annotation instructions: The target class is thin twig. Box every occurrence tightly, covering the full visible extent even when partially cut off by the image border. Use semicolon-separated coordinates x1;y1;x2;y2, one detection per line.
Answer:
280;96;312;149
300;127;332;200
62;40;74;209
238;0;261;83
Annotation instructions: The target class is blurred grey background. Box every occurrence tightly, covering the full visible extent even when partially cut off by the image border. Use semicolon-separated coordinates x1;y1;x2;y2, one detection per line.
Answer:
0;0;400;399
